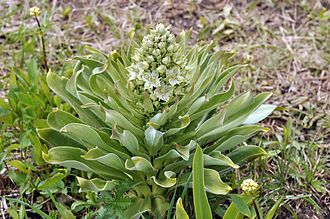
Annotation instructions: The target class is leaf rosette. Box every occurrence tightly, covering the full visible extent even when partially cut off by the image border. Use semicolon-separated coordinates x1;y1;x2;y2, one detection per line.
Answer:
39;24;276;218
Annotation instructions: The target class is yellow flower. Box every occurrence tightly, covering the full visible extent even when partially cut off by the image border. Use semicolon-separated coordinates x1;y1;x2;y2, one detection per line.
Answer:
30;7;41;17
241;179;258;193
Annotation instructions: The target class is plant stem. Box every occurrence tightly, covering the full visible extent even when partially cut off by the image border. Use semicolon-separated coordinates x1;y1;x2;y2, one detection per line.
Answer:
253;199;261;219
34;17;49;72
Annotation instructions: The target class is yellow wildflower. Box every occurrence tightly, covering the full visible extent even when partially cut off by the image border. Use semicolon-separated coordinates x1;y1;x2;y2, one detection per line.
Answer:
30;7;41;17
241;179;258;193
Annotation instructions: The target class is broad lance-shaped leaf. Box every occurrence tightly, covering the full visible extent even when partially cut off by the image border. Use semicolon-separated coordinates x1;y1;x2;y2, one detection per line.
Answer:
204;125;267;154
243;104;277;125
38;128;84;149
124;197;151;219
190;81;235;121
204;152;239;169
164;115;190;137
204;168;232;195
43;146;128;180
176;140;198;160
59;123;130;160
265;197;284;219
223;194;254;219
104;108;144;138
60;123;106;150
145;127;164;155
151;171;176;188
208;64;244;96
197;92;272;144
228;145;267;164
225;91;253;119
175;198;189;219
77;177;117;192
38;171;67;190
82;148;130;176
111;124;142;156
46;71;107;128
125;156;157;177
66;64;86;98
230;194;252;218
154;141;197;168
196;109;226;137
193;145;212;219
148;102;178;129
47;109;83;130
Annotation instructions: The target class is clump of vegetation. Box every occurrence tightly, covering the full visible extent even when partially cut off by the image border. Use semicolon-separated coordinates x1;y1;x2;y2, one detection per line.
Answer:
39;23;277;218
1;1;328;218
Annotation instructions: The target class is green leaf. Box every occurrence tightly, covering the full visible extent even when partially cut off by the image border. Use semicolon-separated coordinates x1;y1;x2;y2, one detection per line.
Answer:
43;146;127;180
243;104;277;125
190;82;235;121
82;148;128;174
124;197;152;219
265;197;283;219
204;168;231;195
165;115;190;137
76;177;117;192
105;108;144;138
151;171;176;188
175;198;189;219
228;145;267;164
193;145;212;219
205;125;267;153
208;64;244;95
196;110;226;138
38;171;67;190
6;198;52;219
47;109;83;130
225;91;253;119
125;156;157;177
60;123;105;150
38;128;84;148
230;194;251;217
204;151;239;169
223;203;244;219
145;127;164;155
47;70;107;128
49;193;76;219
111;125;141;155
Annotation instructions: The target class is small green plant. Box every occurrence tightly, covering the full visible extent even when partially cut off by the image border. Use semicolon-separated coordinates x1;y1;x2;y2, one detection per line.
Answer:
253;119;328;218
0;6;75;217
39;24;276;218
223;178;283;219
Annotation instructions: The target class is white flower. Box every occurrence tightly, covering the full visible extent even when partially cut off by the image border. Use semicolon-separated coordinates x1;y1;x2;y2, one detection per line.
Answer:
167;69;184;86
154;84;172;102
142;72;161;89
128;65;143;81
241;179;259;193
30;6;41;17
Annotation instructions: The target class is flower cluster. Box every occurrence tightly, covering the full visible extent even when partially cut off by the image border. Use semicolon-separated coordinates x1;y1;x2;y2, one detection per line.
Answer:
128;24;190;105
241;179;259;193
30;6;41;17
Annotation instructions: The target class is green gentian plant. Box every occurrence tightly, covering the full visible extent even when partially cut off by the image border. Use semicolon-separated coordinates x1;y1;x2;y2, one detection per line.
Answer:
38;24;276;218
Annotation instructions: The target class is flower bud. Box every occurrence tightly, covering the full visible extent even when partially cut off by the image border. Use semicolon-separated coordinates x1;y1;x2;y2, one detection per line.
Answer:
30;6;41;17
162;57;171;65
141;61;149;70
167;45;174;52
156;65;166;74
152;49;161;57
158;42;165;49
241;179;258;193
147;55;155;63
